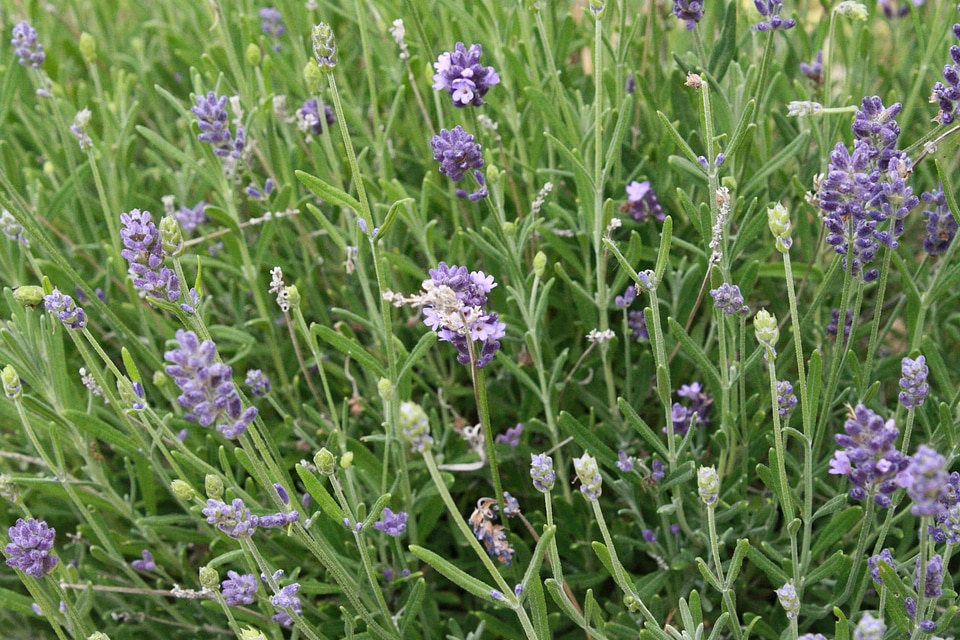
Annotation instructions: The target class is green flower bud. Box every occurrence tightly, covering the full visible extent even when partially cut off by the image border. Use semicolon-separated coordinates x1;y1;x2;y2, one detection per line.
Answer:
485;163;499;186
835;1;868;19
239;628;267;640
377;378;393;400
311;23;337;73
79;33;97;64
198;565;219;589
284;284;300;310
775;582;800;619
159;215;184;257
754;309;779;361
170;479;196;501
2;365;22;400
152;370;169;388
698;465;719;506
340;451;354;469
13;286;44;307
0;474;19;504
573;453;602;500
245;43;262;67
767;202;792;253
87;633;111;640
589;0;606;17
533;251;547;278
502;221;516;236
303;60;323;90
314;448;336;476
205;474;224;500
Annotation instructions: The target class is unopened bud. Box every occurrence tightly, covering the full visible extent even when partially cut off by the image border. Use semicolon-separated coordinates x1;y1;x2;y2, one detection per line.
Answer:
340;451;354;469
13;285;44;307
767;202;793;253
205;474;224;500
238;628;267;640
170;479;196;501
79;33;97;64
533;251;547;277
835;1;868;20
377;378;393;399
2;365;22;400
245;43;262;67
311;23;337;72
754;309;779;361
314;448;336;476
303;60;322;90
573;453;602;500
284;284;300;310
698;465;719;506
399;401;432;453
86;633;111;640
159;216;183;257
198;565;219;589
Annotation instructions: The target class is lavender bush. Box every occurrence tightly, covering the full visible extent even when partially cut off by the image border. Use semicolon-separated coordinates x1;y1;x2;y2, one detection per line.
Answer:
1;1;959;639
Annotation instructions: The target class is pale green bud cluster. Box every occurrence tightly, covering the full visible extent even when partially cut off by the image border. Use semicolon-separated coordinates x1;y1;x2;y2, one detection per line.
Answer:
311;23;337;73
775;582;800;619
13;286;44;307
205;474;224;500
2;364;22;400
314;447;337;476
754;309;779;361
87;633;111;640
239;628;267;640
533;251;547;277
198;565;219;590
170;479;196;501
79;33;97;64
767;202;793;253
399;401;432;453
698;465;719;506
573;453;602;500
0;474;19;504
159;215;184;257
835;1;868;20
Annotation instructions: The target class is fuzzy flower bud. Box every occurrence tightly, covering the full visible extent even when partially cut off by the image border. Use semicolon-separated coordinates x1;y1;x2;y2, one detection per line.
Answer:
754;309;779;361
767;202;793;252
311;23;337;72
899;354;929;409
170;479;196;501
245;43;262;67
13;286;44;307
199;565;220;589
835;1;868;19
159;216;184;257
573;453;602;500
239;629;267;640
399;401;433;453
205;474;224;500
530;453;556;492
79;33;97;63
303;61;322;90
698;465;720;506
2;365;21;400
533;252;547;277
775;582;800;618
314;448;336;476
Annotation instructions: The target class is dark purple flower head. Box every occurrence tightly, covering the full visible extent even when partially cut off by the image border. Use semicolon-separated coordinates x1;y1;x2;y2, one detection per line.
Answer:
777;380;798;418
868;549;895;585
130;549;156;571
164;329;257;438
673;0;704;29
432;43;500;107
915;554;944;598
642;528;657;542
852;97;902;171
621;181;665;222
753;0;797;30
650;459;665;482
245;369;270;397
420;263;505;368
5;518;58;578
899;355;929;409
710;283;749;316
676;382;713;429
829;404;910;507
259;7;284;50
44;288;86;329
296;98;335;137
191;92;244;158
373;508;408;537
929;472;960;542
431;126;484;182
203;498;259;538
826;308;853;344
120;209;183;303
898;445;948;516
921;185;957;255
800;51;823;86
614;285;636;309
933;17;960;124
270;582;302;627
628;309;649;340
495;423;523;448
222;570;257;606
616;450;634;472
11;21;44;68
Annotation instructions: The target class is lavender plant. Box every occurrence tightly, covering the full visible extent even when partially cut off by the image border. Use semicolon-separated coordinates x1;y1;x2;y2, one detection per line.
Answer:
2;1;960;639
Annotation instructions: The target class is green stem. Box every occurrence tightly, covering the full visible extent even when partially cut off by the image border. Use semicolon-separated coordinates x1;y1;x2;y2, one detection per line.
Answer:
707;505;743;640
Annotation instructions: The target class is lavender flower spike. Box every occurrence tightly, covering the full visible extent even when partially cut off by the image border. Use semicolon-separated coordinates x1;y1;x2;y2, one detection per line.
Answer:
44;288;86;329
222;571;258;606
432;43;500;107
530;453;556;492
11;22;44;68
5;518;58;578
899;445;948;516
776;380;798;418
921;185;957;256
574;453;602;500
432;126;484;182
621;180;665;222
672;0;704;29
373;508;408;537
710;283;749;316
191;92;244;158
899;354;929;409
829;404;909;507
754;0;797;30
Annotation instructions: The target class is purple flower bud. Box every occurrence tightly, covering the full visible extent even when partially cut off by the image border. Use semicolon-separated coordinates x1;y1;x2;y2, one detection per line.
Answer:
130;549;156;571
621;181;665;222
530;453;556;492
11;22;44;68
672;0;704;29
899;355;929;409
432;43;500;107
43;288;86;329
709;283;749;316
222;570;258;606
373;508;409;537
495;423;523;448
5;518;58;578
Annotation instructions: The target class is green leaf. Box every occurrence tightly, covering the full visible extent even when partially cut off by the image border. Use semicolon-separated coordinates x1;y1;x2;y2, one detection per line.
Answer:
667;317;722;393
545;579;585;627
812;506;863;555
591;541;615;579
527;572;550;640
399;578;426;638
657;112;702;167
62;410;139;455
619;398;668;458
376;197;412;240
725;539;750;585
396;331;437;386
806;550;849;586
312;324;386;378
811;494;848;522
296;464;344;522
878;562;912;635
654;216;674;280
296;170;363;213
361;493;392;530
409;545;500;602
834;607;850;640
558;412;618;469
0;587;38;616
726;100;757;160
520;525;556;593
745;542;789;584
742;131;810;195
695;557;723;592
708;0;737;80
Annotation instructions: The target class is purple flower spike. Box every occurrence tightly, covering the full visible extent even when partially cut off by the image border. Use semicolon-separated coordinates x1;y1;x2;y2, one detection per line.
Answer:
899;355;929;409
245;369;271;397
921;185;957;256
203;498;259;538
259;7;285;50
776;380;798;418
933;16;960;124
899;445;948;516
192;91;244;158
222;570;258;606
270;582;302;627
868;549;895;585
164;329;257;439
621;181;665;222
829;405;909;507
800;51;823;85
495;423;523;448
175;201;208;233
373;508;409;537
673;0;704;29
530;453;556;492
5;518;58;578
914;554;944;599
44;288;86;329
431;126;484;182
709;283;749;316
753;0;796;31
296;98;335;137
432;43;500;107
11;22;44;68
